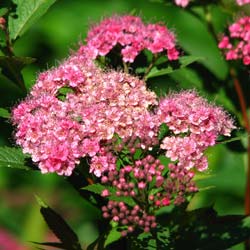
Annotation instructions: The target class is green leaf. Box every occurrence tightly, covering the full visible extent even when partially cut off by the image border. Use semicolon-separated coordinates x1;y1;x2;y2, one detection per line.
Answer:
0;8;8;16
0;56;35;90
146;56;201;79
32;242;65;250
168;67;203;90
159;207;250;250
104;227;122;248
0;146;30;170
82;183;107;195
8;0;57;40
158;123;169;141
163;6;228;80
38;197;82;250
0;107;10;118
56;86;75;101
82;184;136;207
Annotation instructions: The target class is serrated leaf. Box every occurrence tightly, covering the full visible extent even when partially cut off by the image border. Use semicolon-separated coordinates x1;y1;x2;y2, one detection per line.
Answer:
39;198;82;250
0;146;30;170
8;0;57;40
82;184;136;207
0;107;10;118
146;56;201;79
159;207;250;250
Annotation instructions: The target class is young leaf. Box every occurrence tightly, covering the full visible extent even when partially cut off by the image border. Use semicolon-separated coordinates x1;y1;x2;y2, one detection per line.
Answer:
9;0;56;40
82;184;136;207
0;107;10;118
8;0;57;40
38;197;82;250
0;146;30;170
104;227;122;248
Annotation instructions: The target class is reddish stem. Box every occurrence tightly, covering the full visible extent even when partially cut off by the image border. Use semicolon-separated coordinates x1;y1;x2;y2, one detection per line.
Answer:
230;68;250;216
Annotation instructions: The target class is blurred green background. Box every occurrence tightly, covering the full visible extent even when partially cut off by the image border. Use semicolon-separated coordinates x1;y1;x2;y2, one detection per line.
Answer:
0;0;249;249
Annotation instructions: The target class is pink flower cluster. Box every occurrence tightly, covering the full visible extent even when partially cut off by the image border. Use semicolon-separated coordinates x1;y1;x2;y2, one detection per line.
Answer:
158;91;235;172
12;52;158;176
174;0;250;7
218;16;250;65
0;228;25;250
12;14;236;235
174;0;190;7
236;0;250;5
80;15;179;63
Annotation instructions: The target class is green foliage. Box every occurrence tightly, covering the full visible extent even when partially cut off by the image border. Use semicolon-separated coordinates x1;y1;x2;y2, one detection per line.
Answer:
8;0;57;41
158;123;169;141
0;0;249;250
104;227;122;248
0;107;10;118
0;56;35;90
0;146;29;170
158;206;250;250
162;6;229;80
146;55;202;79
37;197;82;250
82;183;136;207
56;86;75;101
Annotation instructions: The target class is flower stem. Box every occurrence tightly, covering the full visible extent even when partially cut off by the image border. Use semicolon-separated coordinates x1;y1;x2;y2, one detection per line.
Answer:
230;67;250;250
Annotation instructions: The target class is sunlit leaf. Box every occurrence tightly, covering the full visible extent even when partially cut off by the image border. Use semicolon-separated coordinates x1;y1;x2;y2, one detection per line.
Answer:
104;227;122;248
0;146;30;170
8;0;57;40
146;56;201;79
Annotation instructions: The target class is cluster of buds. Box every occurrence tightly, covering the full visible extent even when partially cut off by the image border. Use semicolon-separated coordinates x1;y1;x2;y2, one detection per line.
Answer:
100;153;197;234
102;201;157;236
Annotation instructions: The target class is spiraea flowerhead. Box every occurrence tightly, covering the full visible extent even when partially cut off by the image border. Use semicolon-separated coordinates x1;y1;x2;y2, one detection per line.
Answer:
219;16;250;65
12;14;236;236
236;0;250;5
79;15;179;63
12;51;158;176
174;0;190;7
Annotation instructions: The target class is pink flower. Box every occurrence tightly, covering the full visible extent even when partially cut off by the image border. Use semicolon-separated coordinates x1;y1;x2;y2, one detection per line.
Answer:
174;0;190;7
236;0;250;5
0;228;25;250
101;189;110;197
219;16;250;65
158;91;235;172
80;15;179;63
12;51;158;176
